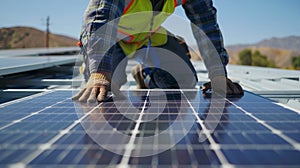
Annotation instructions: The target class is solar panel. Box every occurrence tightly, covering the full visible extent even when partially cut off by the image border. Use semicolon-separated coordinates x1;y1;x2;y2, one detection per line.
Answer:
0;89;300;167
0;47;79;57
0;56;76;76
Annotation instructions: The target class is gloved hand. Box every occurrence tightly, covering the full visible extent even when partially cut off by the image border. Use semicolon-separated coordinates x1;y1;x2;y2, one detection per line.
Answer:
72;72;111;103
202;76;244;95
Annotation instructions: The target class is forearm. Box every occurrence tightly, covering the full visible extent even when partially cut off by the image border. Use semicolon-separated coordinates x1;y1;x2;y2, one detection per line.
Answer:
183;0;229;78
81;0;124;73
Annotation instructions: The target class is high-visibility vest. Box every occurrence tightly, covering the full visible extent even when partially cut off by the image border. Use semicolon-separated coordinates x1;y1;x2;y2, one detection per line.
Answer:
118;0;186;57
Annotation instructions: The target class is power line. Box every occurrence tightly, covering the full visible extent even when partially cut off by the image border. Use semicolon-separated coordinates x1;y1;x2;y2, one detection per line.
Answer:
46;16;50;48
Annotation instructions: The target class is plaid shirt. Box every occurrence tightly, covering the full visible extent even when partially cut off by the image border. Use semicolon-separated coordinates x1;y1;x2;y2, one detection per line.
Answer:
81;0;229;77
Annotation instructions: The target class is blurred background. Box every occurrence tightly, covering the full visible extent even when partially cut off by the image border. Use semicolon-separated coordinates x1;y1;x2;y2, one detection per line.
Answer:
1;0;300;69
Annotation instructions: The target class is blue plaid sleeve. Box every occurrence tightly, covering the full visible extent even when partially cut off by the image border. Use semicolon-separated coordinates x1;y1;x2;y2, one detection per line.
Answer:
183;0;229;77
81;0;124;74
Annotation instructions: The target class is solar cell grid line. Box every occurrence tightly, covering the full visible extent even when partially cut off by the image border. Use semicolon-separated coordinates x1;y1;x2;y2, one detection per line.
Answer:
0;91;69;131
170;109;199;167
226;98;300;151
130;90;205;166
181;91;232;167
101;90;192;165
117;90;150;168
275;102;300;115
165;116;179;167
1;89;300;166
0;91;49;108
13;100;104;166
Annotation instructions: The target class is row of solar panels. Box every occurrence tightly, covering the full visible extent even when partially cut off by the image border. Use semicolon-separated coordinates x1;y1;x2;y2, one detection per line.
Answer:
0;47;79;57
0;47;299;166
0;47;79;76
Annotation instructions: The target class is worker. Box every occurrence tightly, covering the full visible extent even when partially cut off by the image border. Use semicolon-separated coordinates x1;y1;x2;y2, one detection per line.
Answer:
72;0;244;102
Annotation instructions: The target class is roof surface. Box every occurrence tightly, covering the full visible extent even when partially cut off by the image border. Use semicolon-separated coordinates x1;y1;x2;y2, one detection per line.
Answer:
0;48;299;167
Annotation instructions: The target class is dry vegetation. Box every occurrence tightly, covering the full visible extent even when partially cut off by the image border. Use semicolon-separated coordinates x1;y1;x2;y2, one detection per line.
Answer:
226;46;300;68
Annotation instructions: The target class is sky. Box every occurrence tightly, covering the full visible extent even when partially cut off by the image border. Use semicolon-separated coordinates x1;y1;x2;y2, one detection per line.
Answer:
0;0;300;46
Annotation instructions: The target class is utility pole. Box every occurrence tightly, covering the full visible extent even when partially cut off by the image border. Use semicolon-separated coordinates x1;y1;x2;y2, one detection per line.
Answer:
46;16;50;48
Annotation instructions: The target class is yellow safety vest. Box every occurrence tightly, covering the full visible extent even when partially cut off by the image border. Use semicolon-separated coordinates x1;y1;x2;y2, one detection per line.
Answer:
118;0;179;57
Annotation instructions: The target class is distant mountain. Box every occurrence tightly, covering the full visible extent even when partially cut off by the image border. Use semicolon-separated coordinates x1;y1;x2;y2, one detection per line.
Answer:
256;36;300;52
0;26;78;49
226;36;300;68
227;36;300;52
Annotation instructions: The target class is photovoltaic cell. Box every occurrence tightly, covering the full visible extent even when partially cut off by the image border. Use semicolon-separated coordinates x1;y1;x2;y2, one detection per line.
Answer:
0;90;300;167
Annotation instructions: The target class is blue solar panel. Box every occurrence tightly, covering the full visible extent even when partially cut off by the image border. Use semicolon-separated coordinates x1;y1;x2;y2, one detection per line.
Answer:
0;90;300;167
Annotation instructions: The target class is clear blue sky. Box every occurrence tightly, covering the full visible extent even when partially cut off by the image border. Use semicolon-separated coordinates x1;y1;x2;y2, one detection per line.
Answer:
1;0;299;45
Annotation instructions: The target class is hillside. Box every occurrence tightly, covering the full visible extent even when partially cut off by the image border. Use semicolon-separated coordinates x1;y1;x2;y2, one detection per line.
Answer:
0;26;78;49
226;36;300;68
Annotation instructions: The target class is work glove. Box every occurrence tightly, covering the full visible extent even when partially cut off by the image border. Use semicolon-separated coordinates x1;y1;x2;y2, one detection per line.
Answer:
202;76;244;96
72;72;111;103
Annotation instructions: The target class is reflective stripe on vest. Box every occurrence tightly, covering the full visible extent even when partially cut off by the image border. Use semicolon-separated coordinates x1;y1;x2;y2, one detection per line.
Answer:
124;0;134;14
